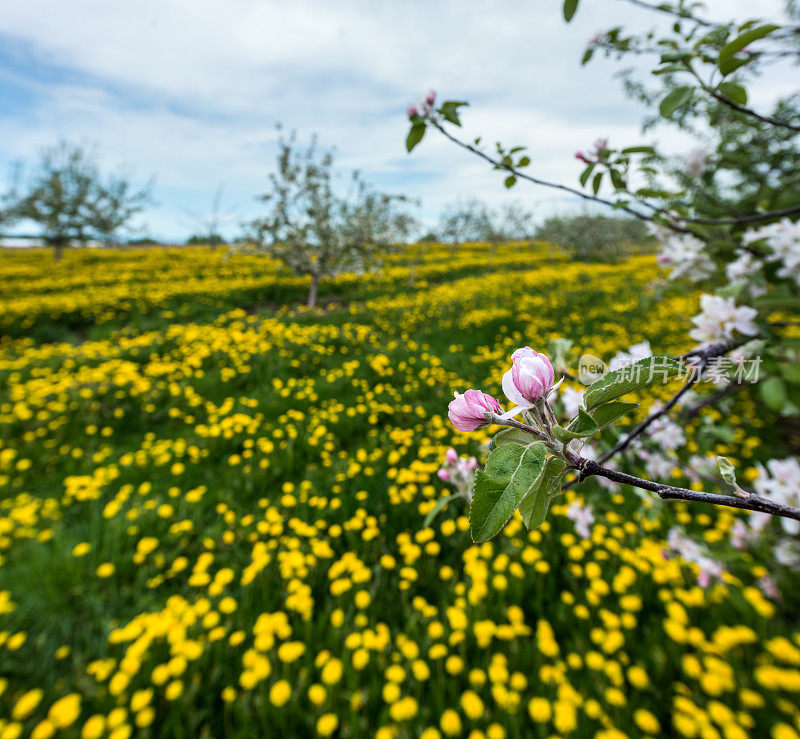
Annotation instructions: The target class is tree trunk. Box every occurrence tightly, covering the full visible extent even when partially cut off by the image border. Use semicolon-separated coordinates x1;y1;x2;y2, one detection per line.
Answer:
53;243;64;261
307;274;319;309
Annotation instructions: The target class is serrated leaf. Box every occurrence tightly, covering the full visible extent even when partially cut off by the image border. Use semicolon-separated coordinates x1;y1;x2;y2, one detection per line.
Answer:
563;0;579;22
588;401;638;428
423;494;458;528
488;427;535;451
553;409;599;442
719;24;780;61
716;456;737;487
659;86;693;118
718;81;748;105
406;122;426;153
470;442;546;542
518;457;566;530
583;357;685;410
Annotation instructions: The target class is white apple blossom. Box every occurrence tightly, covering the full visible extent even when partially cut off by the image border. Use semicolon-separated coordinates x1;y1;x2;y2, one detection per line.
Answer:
646;401;686;450
684;147;708;177
566;500;595;539
666;527;725;587
560;386;585;418
743;218;800;285
775;539;800;568
753;458;800;535
609;340;652;371
688;294;758;345
656;234;715;282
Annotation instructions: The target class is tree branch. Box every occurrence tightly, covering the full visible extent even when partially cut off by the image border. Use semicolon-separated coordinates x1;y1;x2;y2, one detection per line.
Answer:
578;458;800;521
427;121;696;236
596;359;704;466
679;382;742;421
703;84;800;133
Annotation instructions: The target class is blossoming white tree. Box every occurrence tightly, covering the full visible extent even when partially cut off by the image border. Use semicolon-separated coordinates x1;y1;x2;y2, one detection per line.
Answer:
405;2;800;567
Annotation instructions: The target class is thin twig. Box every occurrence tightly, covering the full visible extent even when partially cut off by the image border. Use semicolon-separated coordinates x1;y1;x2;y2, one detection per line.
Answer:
578;458;800;521
679;382;742;421
596;360;705;466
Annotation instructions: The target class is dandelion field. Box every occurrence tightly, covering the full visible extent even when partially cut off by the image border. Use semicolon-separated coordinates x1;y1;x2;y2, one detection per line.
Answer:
1;244;799;739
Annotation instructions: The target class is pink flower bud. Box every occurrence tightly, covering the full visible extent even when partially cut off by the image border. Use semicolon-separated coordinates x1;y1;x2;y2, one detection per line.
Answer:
407;103;419;118
437;468;450;482
445;448;458;465
448;389;501;432
575;152;590;163
425;89;436;106
502;348;555;406
594;137;608;151
467;457;478;470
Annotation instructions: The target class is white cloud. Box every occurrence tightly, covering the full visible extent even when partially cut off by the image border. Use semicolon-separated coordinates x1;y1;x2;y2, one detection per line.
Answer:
0;0;795;239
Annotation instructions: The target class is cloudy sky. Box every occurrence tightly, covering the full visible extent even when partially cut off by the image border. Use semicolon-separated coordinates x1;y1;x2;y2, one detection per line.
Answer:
0;0;794;241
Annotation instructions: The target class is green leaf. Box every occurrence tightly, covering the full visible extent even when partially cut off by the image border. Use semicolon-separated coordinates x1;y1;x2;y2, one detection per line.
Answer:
620;146;655;155
753;295;800;312
488;427;535;451
718;81;748;105
440;101;469;126
517;156;531;167
518;457;566;530
579;164;595;187
553;409;599;442
470;442;546;542
761;376;788;411
406;122;426;153
589;401;638;428
592;171;603;194
583;357;685;410
716;457;737;487
719;56;750;76
609;169;626;190
423;494;457;528
563;0;579;22
581;47;594;65
719;24;780;62
504;175;517;189
659;86;693;118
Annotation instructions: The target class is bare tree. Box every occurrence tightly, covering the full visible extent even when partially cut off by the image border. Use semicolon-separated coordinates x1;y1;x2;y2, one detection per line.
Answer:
9;141;151;259
249;130;414;308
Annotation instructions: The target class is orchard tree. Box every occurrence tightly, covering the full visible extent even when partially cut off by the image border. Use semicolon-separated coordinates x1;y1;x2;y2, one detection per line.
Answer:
438;198;535;253
250;131;415;308
10;141;151;258
438;198;491;253
89;173;154;246
404;5;800;567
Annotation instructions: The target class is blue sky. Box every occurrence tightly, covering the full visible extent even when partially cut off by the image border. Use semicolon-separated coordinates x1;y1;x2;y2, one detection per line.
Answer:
0;0;795;241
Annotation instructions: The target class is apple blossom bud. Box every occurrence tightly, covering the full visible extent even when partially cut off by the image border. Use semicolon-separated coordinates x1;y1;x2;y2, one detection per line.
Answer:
448;389;501;432
575;152;590;163
407;103;419;118
594;137;608;151
502;348;555;406
425;89;436;106
445;448;458;465
467;457;478;470
437;468;450;481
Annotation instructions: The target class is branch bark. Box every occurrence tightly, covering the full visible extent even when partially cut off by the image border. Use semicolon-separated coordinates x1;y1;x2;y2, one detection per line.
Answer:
577;458;800;521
